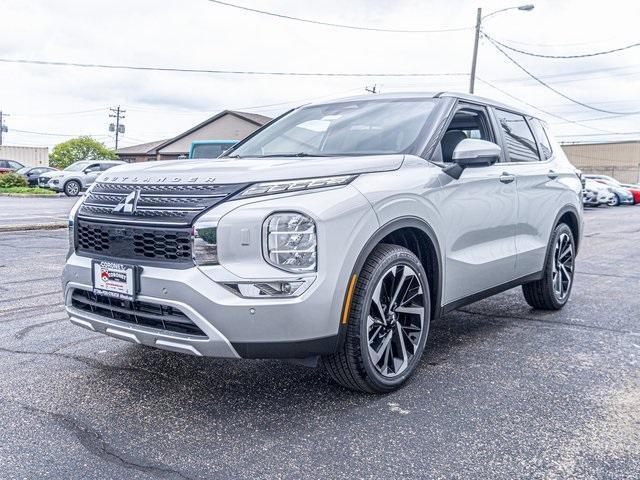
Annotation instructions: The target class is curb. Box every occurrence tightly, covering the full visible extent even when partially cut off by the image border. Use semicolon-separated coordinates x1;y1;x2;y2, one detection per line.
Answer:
0;193;59;198
0;222;67;233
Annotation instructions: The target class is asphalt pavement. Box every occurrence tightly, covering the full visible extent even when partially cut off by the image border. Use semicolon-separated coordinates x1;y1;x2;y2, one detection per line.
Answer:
0;206;638;479
0;195;78;226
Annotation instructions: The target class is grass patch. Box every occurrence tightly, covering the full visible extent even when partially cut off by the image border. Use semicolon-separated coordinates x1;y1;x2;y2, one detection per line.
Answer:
0;187;57;195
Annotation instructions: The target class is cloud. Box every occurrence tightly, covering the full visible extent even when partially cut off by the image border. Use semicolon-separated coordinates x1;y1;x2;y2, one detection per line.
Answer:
1;0;638;149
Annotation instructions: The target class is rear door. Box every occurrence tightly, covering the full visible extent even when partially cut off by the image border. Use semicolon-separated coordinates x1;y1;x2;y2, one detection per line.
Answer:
436;102;518;304
491;109;558;277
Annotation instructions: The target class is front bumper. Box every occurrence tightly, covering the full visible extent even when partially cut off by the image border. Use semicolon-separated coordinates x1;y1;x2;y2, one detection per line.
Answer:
63;255;341;358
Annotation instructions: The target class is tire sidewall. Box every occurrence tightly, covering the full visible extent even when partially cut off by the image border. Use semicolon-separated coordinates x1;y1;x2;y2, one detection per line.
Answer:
357;249;431;392
545;223;575;308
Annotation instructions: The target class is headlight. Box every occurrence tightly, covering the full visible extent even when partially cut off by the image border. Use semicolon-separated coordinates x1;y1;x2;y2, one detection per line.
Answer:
263;212;317;273
238;175;355;199
192;222;218;266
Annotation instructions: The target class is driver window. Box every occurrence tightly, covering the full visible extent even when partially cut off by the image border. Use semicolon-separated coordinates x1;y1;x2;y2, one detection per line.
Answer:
441;108;492;163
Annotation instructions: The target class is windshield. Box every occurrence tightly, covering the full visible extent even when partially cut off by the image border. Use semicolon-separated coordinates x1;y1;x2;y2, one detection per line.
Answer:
64;161;94;171
16;167;30;174
228;98;438;158
191;143;234;159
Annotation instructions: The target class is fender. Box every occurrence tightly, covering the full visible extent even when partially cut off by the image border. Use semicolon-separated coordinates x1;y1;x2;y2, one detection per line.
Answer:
336;216;444;348
543;203;582;266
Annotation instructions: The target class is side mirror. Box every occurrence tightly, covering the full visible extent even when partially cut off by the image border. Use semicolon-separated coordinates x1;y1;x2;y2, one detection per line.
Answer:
443;139;501;180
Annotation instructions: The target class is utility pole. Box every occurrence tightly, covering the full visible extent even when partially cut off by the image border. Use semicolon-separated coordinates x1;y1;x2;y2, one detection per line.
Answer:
109;106;126;149
469;5;534;94
469;7;482;94
0;111;8;146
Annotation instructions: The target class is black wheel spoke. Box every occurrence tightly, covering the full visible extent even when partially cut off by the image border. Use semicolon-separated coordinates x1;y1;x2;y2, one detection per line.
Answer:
367;264;425;378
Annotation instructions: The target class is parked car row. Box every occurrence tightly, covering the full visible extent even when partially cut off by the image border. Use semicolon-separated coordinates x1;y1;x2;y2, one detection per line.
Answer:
582;174;640;207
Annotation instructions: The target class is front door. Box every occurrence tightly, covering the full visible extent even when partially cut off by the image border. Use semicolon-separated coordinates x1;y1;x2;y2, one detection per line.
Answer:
435;103;518;305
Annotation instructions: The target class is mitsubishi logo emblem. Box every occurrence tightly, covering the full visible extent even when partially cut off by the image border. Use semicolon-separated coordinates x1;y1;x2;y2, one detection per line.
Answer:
113;188;141;214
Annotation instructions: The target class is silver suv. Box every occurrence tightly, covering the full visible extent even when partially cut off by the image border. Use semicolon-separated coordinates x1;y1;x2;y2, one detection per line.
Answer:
40;160;125;196
63;93;583;393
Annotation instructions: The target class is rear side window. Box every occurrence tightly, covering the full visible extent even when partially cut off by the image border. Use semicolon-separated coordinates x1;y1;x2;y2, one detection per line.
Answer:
529;118;553;160
495;109;540;162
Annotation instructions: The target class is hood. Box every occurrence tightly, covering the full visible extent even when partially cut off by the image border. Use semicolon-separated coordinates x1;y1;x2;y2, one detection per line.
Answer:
40;170;66;180
97;155;404;185
584;180;610;192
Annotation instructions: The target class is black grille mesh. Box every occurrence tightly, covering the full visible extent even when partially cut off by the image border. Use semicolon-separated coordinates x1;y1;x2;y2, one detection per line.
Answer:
76;220;192;263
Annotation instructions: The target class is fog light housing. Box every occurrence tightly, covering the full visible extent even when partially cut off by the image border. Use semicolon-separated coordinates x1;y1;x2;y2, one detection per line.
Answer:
193;223;218;266
263;212;317;273
224;278;314;298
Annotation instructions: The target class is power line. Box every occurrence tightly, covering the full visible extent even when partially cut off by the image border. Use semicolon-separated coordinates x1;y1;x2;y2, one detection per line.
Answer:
206;0;471;33
10;107;108;117
0;57;468;78
10;129;106;137
483;34;640;116
485;35;624;48
475;77;617;134
485;34;640;59
549;112;638;125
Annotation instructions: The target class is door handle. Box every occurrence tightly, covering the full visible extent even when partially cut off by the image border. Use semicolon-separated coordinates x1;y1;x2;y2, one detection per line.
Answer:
547;170;559;180
499;173;515;184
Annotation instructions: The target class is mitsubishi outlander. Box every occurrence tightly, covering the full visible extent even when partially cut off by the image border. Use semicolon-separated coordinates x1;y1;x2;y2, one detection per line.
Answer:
63;93;583;393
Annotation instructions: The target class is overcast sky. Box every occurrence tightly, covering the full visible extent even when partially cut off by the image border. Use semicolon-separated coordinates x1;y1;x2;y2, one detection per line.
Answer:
1;0;638;150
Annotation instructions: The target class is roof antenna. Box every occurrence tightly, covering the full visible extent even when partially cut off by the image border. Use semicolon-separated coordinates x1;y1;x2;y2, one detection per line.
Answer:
365;84;379;94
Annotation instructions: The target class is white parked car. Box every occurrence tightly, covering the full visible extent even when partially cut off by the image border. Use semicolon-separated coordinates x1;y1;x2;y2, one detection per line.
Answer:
39;160;125;196
583;179;615;207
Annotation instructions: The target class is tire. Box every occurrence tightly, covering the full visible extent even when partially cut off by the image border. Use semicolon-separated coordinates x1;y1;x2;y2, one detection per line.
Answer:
522;223;575;310
64;180;81;197
608;194;620;206
321;244;431;393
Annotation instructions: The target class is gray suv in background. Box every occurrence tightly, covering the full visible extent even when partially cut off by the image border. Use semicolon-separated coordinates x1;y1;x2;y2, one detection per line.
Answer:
39;160;125;196
63;92;583;392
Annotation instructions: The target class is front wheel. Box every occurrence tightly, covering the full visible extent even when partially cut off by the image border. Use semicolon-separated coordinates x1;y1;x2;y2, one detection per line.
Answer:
322;244;430;393
522;223;575;310
64;180;81;197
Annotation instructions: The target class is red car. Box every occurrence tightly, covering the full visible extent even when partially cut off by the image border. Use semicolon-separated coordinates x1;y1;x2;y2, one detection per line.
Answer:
585;174;640;204
0;159;25;173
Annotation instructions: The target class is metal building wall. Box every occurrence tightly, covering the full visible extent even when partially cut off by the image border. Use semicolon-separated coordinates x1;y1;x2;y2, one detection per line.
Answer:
561;141;640;183
0;146;49;167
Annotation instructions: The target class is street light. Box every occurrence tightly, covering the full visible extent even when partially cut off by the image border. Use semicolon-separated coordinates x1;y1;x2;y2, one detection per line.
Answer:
469;4;534;94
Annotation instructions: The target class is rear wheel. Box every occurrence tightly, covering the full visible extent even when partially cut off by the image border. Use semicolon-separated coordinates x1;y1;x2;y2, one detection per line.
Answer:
64;180;81;197
322;244;430;393
522;223;575;310
608;194;620;206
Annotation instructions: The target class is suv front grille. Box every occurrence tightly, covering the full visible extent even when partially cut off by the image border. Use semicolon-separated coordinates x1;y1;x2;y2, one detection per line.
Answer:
76;220;192;263
71;289;206;337
78;182;248;226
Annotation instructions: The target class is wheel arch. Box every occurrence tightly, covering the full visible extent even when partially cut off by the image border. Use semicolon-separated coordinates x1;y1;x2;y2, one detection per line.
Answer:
554;204;582;254
340;216;444;340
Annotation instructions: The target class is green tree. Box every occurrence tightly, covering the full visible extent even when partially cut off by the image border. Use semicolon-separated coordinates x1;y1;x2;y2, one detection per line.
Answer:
49;136;117;169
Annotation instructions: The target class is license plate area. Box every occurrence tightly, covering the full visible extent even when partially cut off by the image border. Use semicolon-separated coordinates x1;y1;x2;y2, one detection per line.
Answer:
92;261;139;300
